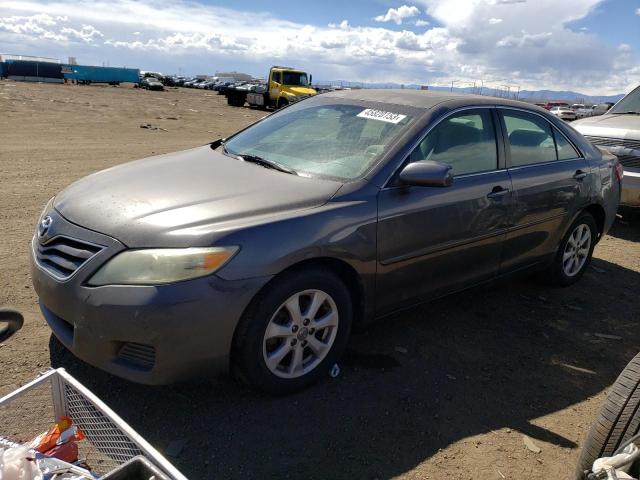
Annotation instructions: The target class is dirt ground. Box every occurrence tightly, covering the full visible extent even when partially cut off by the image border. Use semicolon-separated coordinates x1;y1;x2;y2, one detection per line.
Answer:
1;81;639;480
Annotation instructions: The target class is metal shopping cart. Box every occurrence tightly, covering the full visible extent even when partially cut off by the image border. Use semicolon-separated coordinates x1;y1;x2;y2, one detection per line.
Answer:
0;309;187;479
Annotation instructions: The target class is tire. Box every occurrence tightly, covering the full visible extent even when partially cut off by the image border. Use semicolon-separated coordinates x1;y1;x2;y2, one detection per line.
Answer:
544;212;597;286
575;353;640;479
0;309;24;342
277;98;289;109
232;268;353;394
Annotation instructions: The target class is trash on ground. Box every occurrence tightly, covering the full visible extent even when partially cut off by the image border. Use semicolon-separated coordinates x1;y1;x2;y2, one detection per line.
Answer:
140;123;167;132
330;363;340;378
165;439;186;458
394;346;408;354
523;435;542;453
594;333;623;340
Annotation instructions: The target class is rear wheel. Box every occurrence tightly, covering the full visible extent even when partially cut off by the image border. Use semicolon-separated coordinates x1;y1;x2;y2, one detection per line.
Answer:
232;268;352;394
544;212;597;286
575;353;640;479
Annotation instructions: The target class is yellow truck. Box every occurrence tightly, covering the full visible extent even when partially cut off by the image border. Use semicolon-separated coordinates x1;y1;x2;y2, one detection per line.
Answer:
225;66;316;109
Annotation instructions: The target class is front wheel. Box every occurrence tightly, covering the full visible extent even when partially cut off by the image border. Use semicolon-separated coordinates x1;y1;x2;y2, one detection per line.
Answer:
544;212;597;286
232;268;352;394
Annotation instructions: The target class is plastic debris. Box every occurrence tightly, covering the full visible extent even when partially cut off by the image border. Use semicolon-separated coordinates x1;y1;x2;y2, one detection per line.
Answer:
594;333;623;340
330;364;340;378
523;435;542;453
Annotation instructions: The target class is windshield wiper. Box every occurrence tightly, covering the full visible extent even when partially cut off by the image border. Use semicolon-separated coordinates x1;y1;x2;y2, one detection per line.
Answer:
236;154;298;175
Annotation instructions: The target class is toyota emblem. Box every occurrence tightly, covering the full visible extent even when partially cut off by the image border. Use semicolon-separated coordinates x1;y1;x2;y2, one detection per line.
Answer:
38;215;53;238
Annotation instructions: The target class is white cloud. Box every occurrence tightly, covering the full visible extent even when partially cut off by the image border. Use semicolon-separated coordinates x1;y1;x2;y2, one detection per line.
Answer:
415;19;430;26
0;0;636;95
496;31;552;48
61;24;103;42
635;7;640;15
375;5;420;25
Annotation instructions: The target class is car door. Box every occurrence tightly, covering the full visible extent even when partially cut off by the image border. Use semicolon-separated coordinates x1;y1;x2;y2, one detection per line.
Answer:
498;108;591;272
269;71;282;100
376;107;514;315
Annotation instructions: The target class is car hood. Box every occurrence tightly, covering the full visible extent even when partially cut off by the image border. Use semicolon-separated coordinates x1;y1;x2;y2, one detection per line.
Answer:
54;145;343;247
284;86;316;96
572;114;640;141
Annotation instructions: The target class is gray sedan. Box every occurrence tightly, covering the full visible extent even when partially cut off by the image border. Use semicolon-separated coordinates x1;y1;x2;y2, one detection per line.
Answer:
31;90;621;393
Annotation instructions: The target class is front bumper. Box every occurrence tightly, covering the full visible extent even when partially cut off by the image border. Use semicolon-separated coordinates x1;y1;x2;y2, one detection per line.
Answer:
31;211;271;384
621;169;640;207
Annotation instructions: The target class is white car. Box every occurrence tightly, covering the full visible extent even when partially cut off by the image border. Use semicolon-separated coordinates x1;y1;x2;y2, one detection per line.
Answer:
573;84;640;208
549;106;577;121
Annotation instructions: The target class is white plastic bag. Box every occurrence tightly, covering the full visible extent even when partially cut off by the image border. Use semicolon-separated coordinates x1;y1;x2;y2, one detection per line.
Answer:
0;445;43;480
592;443;639;480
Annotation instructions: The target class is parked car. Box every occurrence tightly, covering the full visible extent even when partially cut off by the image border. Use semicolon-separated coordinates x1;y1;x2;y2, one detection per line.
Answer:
184;79;205;88
31;90;621;393
550;106;577;121
573;85;640;208
591;102;615;117
139;77;164;91
575;106;596;119
197;80;217;90
544;101;570;110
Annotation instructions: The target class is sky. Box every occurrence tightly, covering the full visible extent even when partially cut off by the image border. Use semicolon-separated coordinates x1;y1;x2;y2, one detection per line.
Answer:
0;0;639;95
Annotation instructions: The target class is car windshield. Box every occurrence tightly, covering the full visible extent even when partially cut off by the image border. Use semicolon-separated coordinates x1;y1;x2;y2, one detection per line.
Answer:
610;86;640;114
223;101;415;180
282;72;309;86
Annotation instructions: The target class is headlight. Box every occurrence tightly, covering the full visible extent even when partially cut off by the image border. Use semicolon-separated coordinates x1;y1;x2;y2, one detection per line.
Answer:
87;246;239;286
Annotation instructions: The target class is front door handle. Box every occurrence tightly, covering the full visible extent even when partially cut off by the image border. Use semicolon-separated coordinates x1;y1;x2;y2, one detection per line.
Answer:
487;186;510;199
574;170;588;180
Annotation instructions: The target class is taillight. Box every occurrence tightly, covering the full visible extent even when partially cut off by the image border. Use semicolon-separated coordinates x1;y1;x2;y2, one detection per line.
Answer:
614;162;624;182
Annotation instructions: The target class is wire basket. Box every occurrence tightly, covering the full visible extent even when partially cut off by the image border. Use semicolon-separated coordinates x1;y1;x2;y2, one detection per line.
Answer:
0;368;187;479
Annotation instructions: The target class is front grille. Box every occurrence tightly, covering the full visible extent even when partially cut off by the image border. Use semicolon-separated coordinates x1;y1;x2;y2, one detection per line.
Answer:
117;343;156;371
584;136;640;169
35;236;103;280
584;136;640;150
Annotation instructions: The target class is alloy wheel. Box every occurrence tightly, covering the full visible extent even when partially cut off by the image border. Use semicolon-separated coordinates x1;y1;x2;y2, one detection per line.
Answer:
563;223;592;277
262;289;339;379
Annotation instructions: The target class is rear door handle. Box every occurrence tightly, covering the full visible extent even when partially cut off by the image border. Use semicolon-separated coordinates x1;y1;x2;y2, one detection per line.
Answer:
487;186;510;199
574;170;588;180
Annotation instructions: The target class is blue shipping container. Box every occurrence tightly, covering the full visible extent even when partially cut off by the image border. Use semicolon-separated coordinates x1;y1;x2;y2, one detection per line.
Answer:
62;65;140;84
4;60;63;80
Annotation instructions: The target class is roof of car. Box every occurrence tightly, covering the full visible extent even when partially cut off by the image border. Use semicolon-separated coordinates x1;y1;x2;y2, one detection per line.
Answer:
321;88;546;112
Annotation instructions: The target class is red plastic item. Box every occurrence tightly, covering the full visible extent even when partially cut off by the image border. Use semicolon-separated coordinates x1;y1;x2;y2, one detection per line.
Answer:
44;440;79;463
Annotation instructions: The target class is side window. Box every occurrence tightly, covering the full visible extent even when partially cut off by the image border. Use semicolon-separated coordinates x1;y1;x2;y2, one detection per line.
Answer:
554;129;580;160
409;109;498;176
502;110;556;166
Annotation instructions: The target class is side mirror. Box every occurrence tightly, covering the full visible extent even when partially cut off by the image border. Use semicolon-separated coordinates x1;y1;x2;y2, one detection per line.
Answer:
398;160;454;187
0;309;24;343
309;74;313;85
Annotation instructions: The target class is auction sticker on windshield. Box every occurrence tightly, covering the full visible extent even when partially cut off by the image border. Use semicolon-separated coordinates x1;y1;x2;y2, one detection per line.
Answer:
357;109;407;124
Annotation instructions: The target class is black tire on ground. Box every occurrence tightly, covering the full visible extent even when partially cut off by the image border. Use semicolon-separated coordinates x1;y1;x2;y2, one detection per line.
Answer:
277;98;289;109
543;211;598;287
232;267;353;394
0;308;24;342
575;353;640;479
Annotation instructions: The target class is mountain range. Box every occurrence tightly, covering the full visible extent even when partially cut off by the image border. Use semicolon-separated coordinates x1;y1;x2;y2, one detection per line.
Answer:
316;80;625;104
